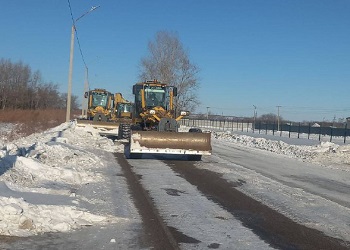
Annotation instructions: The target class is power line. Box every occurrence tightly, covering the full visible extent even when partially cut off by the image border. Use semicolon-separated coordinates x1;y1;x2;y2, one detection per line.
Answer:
67;0;88;68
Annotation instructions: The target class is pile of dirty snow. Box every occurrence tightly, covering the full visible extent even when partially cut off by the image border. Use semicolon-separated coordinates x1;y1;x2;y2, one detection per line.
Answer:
0;121;123;236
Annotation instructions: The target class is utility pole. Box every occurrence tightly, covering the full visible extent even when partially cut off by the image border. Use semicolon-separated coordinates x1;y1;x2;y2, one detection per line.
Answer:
82;67;89;117
276;105;281;131
66;6;100;122
206;106;210;120
66;23;75;122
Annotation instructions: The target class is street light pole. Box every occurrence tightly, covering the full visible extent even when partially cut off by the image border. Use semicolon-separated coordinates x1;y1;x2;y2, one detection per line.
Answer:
66;24;75;122
82;66;89;117
66;6;100;122
206;106;210;120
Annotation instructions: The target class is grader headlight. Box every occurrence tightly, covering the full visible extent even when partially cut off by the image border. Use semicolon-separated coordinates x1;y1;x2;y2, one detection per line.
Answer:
180;111;188;116
150;110;156;115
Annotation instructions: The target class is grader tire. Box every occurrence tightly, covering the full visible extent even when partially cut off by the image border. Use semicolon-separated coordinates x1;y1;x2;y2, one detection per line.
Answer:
187;155;202;161
118;123;131;140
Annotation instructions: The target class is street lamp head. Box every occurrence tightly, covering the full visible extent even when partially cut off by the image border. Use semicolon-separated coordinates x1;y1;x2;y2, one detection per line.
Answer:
90;6;100;11
75;5;100;23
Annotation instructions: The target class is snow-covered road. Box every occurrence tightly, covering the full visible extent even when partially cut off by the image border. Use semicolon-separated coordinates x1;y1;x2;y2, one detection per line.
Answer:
210;139;350;242
0;121;349;249
213;139;350;208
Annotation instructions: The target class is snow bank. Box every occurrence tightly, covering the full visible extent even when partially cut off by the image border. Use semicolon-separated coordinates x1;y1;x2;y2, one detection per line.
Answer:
213;130;350;171
0;121;124;236
0;196;110;237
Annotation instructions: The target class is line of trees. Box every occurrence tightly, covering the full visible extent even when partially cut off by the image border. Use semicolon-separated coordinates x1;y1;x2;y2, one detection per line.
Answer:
0;58;78;110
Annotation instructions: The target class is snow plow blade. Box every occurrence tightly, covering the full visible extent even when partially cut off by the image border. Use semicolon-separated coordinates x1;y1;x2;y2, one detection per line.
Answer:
129;131;212;157
76;120;119;130
76;120;120;136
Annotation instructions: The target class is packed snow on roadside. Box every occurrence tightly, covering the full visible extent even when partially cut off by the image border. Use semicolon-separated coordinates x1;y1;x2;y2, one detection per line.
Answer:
212;130;350;171
0;121;349;238
0;121;125;237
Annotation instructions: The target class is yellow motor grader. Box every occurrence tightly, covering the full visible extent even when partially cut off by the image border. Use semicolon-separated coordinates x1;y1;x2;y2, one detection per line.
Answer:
77;89;133;132
114;93;133;139
85;89;114;121
120;80;212;160
114;93;133;121
76;88;118;130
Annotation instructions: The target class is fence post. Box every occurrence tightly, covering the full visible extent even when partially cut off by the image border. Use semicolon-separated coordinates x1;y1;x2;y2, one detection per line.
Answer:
330;126;333;142
298;122;300;139
344;123;347;144
259;121;261;134
273;122;275;135
319;125;322;141
289;123;291;138
308;123;311;140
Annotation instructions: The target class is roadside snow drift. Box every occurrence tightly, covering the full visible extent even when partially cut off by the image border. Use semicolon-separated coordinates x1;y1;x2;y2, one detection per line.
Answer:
0;121;124;236
213;130;350;171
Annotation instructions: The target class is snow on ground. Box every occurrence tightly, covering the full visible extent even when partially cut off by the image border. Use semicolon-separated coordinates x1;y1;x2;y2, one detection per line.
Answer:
0;121;349;238
204;129;350;242
0;121;126;237
128;159;273;249
212;130;350;171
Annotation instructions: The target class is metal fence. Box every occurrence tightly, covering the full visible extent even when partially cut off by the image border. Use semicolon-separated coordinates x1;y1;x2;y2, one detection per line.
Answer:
180;118;350;144
180;118;252;132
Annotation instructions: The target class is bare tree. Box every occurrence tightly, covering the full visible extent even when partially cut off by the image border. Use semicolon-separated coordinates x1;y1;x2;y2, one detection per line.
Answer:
59;93;79;110
258;113;283;123
139;31;200;113
0;58;78;110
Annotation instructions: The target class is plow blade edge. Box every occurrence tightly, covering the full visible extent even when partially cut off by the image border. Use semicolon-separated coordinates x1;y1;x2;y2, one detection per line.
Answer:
129;131;212;155
76;120;120;130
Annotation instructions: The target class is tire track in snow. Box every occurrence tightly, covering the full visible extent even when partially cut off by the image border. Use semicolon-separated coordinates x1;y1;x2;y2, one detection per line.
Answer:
115;152;179;250
167;160;350;250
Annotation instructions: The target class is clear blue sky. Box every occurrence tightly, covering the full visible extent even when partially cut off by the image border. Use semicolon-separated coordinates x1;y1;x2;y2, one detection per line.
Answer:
1;0;350;122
